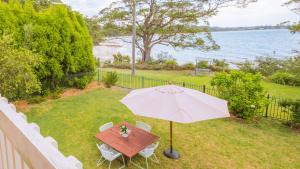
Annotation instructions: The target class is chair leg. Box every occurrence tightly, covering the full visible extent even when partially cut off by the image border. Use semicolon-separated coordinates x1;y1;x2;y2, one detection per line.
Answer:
97;156;105;167
130;157;145;169
130;155;158;169
151;154;159;164
118;155;125;169
145;158;149;169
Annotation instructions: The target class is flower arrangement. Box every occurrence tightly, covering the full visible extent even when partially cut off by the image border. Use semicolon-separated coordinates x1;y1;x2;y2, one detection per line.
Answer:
120;125;131;137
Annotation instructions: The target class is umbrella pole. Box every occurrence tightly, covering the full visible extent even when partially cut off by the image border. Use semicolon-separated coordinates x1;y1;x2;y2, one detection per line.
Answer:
170;121;173;153
164;121;180;159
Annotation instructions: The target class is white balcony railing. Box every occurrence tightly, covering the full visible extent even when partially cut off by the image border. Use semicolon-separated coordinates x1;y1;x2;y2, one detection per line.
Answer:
0;95;82;169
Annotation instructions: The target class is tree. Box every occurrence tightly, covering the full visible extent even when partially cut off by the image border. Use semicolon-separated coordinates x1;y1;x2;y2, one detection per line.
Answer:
285;0;300;33
84;16;104;44
0;1;95;90
99;0;256;62
285;0;300;55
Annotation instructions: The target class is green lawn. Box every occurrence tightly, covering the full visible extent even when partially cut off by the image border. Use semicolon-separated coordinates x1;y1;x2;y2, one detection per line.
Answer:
102;68;300;99
23;88;300;169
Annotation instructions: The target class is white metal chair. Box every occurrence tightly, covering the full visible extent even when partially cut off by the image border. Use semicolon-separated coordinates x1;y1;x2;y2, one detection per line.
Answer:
136;121;152;132
96;143;125;169
99;122;113;132
130;142;159;169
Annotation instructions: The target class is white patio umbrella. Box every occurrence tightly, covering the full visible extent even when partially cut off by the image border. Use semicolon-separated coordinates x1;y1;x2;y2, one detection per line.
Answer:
121;85;230;159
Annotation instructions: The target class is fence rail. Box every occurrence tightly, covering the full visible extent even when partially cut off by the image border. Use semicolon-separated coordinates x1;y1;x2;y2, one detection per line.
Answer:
98;70;293;121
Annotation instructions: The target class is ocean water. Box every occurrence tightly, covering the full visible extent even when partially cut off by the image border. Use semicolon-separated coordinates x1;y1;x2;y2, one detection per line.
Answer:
93;29;300;64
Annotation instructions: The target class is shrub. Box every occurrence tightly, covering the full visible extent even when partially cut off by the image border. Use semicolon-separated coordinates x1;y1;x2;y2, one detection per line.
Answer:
163;60;178;69
103;72;118;88
182;62;195;70
49;89;63;100
136;64;163;70
0;35;41;101
238;61;257;74
156;52;174;64
211;70;266;120
210;59;229;72
286;55;300;76
103;63;131;69
270;72;299;86
113;53;131;64
197;60;209;69
255;57;282;76
73;74;94;89
280;99;300;128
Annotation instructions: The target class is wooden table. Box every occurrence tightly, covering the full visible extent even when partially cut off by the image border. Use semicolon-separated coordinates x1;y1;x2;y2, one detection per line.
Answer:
95;122;160;164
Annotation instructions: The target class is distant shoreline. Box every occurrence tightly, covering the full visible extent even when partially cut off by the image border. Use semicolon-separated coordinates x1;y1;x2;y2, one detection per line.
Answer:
94;29;297;65
209;26;289;32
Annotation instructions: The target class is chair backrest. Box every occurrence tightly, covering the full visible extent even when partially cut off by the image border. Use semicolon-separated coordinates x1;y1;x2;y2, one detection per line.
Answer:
96;144;114;161
99;122;113;132
143;142;159;157
136;121;152;132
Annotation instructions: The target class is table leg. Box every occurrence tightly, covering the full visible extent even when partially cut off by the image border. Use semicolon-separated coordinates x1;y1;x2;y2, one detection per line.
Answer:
118;156;129;166
124;156;129;166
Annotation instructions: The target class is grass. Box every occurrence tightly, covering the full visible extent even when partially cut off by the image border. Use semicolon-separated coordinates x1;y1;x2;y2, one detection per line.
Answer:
102;68;300;99
22;87;300;169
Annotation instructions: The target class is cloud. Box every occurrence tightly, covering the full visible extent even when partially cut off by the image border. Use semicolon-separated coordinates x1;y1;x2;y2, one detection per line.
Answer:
63;0;299;26
209;0;299;27
62;0;115;17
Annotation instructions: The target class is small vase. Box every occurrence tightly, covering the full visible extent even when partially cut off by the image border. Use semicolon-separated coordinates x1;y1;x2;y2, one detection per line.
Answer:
121;133;128;138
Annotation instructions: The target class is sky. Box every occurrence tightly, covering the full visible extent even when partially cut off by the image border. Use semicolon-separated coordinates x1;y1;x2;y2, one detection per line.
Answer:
62;0;299;27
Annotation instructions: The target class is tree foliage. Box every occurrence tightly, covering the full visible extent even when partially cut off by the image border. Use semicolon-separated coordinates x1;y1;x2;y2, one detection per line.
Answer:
255;57;283;76
285;0;300;54
285;0;300;32
211;70;266;120
84;16;105;44
0;0;95;92
99;0;256;62
0;35;41;100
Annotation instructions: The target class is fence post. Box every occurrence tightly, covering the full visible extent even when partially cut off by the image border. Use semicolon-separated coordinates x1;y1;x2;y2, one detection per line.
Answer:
265;94;270;118
97;68;100;85
203;85;206;93
183;82;186;87
141;76;145;88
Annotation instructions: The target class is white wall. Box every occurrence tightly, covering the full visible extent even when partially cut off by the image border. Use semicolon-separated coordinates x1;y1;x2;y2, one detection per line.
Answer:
0;95;83;169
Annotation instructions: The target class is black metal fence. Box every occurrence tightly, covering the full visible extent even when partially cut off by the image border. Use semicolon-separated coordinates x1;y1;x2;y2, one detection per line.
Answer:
98;70;293;121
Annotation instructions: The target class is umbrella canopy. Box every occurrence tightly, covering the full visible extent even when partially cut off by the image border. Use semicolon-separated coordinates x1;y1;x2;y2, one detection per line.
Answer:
121;85;230;159
121;85;230;123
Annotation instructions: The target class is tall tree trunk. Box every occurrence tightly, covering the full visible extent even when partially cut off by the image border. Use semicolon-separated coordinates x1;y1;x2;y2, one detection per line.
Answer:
142;47;152;62
141;37;152;62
